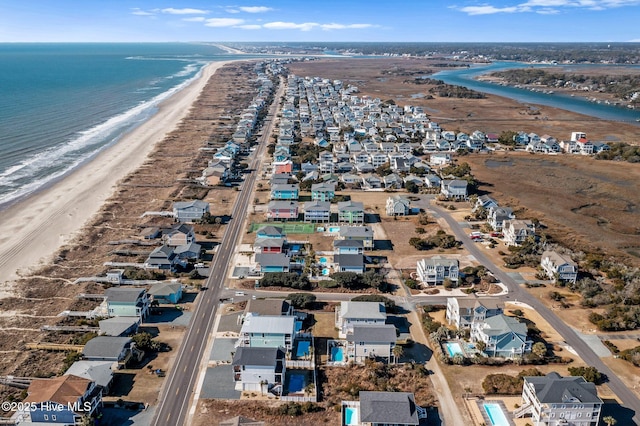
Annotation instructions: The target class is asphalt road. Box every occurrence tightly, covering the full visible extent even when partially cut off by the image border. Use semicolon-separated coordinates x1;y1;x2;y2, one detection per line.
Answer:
430;203;640;424
151;75;284;426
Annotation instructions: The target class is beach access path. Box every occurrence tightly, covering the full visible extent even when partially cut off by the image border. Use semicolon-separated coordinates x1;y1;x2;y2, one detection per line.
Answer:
0;60;236;292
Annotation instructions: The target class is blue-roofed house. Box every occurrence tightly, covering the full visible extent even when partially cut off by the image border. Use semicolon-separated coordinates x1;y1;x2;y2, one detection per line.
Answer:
471;314;532;358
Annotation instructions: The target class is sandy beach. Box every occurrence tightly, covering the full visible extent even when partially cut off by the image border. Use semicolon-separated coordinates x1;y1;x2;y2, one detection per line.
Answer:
0;59;235;292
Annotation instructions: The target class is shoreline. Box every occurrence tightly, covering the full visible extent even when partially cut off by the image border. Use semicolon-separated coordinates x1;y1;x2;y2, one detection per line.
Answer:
0;59;237;290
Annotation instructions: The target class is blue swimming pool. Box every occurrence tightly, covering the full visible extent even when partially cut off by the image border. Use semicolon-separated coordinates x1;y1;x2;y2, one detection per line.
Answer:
331;346;344;362
328;226;340;233
444;342;464;357
484;403;510;426
319;257;327;264
344;407;358;425
287;370;308;393
296;340;310;358
322;268;330;275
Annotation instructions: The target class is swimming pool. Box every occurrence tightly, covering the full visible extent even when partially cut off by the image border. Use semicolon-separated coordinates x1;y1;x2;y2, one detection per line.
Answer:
484;403;510;426
319;257;327;264
331;346;345;362
322;268;330;276
286;370;309;393
344;406;358;425
444;342;464;357
296;340;311;358
328;226;340;233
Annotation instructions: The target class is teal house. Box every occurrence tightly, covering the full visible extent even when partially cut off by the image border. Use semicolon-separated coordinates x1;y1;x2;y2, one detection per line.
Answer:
149;282;183;304
239;314;295;352
311;182;336;202
105;287;150;319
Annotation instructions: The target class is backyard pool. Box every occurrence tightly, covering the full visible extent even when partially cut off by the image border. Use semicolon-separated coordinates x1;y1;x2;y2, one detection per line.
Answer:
296;340;311;358
484;403;510;426
331;346;345;362
344;407;358;425
444;342;464;357
322;268;330;276
319;257;327;264
328;226;341;233
286;370;310;394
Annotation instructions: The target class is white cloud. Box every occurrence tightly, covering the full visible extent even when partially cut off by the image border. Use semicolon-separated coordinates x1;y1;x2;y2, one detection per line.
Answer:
161;8;209;15
320;23;376;30
235;24;263;30
239;6;273;13
456;0;640;14
183;17;206;22
131;8;155;16
226;8;240;13
263;21;319;31
205;18;246;27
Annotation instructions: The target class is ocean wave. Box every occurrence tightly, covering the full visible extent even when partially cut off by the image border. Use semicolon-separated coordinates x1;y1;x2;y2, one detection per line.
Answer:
0;62;209;207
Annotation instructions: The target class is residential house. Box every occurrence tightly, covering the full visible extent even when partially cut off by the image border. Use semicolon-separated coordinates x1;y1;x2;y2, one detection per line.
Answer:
270;183;299;200
148;281;183;304
440;179;468;200
346;325;397;363
16;375;102;426
219;416;265;426
254;253;291;273
335;301;386;338
270;173;293;186
424;174;441;189
503;219;536;246
253;237;286;254
541;251;578;284
403;174;424;189
576;137;594;155
517;372;602;426
145;245;183;271
593;142;610;153
471;314;532;358
232;347;285;392
245;299;294;317
82;336;142;366
173;200;210;223
273;160;293;174
385;195;410;216
173;241;202;261
361;174;382;190
474;195;499;212
382;173;402;189
487;206;515;231
64;360;114;394
201;162;229;186
162;223;196;247
341;391;421;426
98;317;139;337
370;153;388;168
256;225;285;239
337;200;365;224
430;153;452;166
303;200;331;223
391;157;410;173
446;297;503;329
105;287;150;319
239;314;296;351
311;182;336;202
334;239;364;255
416;256;459;286
334;253;365;274
266;200;299;221
339;226;374;249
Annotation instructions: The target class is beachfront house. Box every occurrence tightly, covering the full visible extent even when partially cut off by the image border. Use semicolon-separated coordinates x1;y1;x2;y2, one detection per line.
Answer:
145;245;185;271
335;301;387;338
341;391;422;426
172;200;210;223
541;251;578;284
446;297;503;329
82;336;142;366
266;200;299;221
334;253;365;274
162;223;196;247
516;372;602;425
471;314;532;358
303;201;331;223
239;314;296;352
416;256;459;287
105;287;150;319
487;206;515;231
440;179;468;200
232;346;286;392
15;375;102;426
64;360;115;395
148;281;183;304
311;182;336;202
346;324;397;363
270;183;299;200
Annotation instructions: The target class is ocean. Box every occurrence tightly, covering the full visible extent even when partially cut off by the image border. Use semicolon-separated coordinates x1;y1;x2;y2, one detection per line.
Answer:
0;43;240;208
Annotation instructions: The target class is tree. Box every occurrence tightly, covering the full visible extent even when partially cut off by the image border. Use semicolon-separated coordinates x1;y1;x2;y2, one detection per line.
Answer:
475;341;487;353
393;345;404;363
532;342;547;359
603;416;617;426
288;293;316;309
405;181;419;194
568;366;605;384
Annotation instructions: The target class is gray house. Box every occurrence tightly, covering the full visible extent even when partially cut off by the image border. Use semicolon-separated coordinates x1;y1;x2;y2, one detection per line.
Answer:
471;314;532;358
334;253;365;274
385;195;410;216
341;391;422;426
173;200;210;223
346;324;397;363
446;297;503;329
303;200;331;223
440;179;468;200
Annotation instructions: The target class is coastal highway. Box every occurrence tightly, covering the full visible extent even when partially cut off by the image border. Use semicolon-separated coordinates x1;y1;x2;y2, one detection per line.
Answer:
152;75;284;426
430;203;640;424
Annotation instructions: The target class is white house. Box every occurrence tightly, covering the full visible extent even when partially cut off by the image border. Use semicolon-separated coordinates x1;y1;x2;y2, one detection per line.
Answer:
503;219;536;246
471;314;532;358
335;301;386;339
446;297;503;329
346;324;397;363
232;346;285;392
541;251;578;284
416;256;459;286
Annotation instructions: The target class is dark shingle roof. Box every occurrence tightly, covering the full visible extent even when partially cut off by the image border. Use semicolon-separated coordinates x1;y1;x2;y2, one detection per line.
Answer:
525;372;602;404
232;347;284;367
105;288;146;303
347;324;397;344
359;391;419;425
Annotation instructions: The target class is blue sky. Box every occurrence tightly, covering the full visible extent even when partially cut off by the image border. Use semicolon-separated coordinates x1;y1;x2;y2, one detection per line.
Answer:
1;0;639;42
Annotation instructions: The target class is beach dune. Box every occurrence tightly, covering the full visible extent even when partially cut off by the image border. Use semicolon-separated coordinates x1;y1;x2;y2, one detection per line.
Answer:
0;60;233;292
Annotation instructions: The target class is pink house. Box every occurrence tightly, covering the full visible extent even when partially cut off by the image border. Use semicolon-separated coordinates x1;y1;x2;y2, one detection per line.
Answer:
266;200;299;221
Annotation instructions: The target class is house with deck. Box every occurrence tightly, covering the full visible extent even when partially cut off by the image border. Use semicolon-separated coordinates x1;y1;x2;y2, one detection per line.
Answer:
471;314;532;358
416;256;459;287
334;253;365;274
148;281;183;304
341;391;423;426
162;223;196;247
173;200;210;223
303;200;331;223
105;287;150;319
440;179;468;200
266;200;299;221
239;314;296;352
232;346;286;392
335;301;387;338
338;200;365;224
385;195;410;216
270;183;299;200
346;324;397;363
311;182;336;202
446;297;503;329
254;253;291;273
256;225;285;239
541;251;578;284
338;226;374;249
516;372;602;425
487;206;515;231
503;219;536;246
